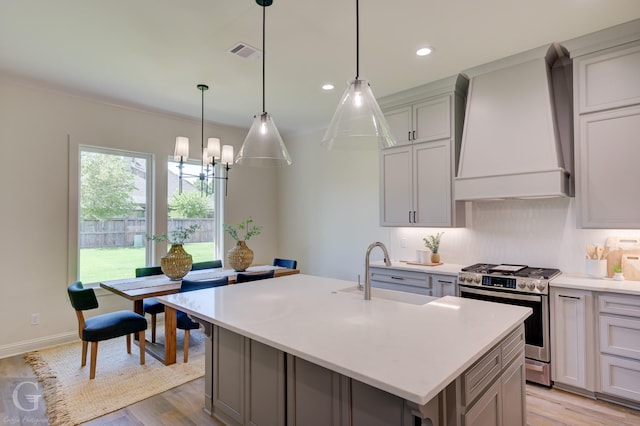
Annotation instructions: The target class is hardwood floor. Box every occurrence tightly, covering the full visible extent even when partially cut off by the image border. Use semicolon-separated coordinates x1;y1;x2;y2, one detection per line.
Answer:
3;353;640;425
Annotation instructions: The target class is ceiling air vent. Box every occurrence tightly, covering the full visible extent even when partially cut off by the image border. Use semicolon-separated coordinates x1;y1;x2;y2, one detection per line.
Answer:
228;42;262;60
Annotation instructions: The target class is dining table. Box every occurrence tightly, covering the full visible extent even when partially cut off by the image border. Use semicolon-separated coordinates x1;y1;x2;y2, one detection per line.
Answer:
100;265;299;365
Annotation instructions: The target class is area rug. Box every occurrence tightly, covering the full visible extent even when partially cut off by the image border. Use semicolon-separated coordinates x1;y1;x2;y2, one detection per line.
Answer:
24;326;206;426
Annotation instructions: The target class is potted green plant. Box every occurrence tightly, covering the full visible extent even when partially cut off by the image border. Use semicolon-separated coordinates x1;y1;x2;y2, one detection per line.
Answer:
422;232;444;264
613;264;625;281
148;224;200;280
224;217;263;271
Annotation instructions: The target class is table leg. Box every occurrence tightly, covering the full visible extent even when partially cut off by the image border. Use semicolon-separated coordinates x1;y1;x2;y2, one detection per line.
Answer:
133;300;144;341
164;306;177;365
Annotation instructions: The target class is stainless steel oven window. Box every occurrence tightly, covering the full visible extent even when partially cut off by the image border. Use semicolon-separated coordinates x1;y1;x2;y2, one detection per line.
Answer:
458;285;549;362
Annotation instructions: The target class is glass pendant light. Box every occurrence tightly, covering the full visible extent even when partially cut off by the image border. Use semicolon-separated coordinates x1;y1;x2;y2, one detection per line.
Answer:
322;0;395;150
235;0;292;167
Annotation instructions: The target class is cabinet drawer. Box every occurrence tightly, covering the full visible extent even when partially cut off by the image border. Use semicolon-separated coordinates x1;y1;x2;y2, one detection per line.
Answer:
577;43;640;113
462;345;501;406
600;354;640;402
501;325;525;368
371;280;433;296
599;294;640;318
369;268;430;289
599;314;640;360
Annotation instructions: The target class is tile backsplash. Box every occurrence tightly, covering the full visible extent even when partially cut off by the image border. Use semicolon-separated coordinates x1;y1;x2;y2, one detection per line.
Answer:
387;198;640;276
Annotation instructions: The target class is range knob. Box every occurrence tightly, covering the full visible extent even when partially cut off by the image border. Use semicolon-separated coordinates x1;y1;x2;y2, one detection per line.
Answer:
473;274;481;284
517;280;527;289
535;280;546;291
527;281;536;291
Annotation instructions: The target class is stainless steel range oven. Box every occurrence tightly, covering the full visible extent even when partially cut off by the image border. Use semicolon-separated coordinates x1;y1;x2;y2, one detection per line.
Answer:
457;263;561;386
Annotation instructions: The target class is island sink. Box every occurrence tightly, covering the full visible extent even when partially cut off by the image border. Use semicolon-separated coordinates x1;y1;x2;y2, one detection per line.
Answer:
336;285;435;305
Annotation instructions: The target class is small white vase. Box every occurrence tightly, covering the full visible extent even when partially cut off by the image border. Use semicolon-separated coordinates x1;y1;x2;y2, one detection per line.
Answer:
613;272;625;281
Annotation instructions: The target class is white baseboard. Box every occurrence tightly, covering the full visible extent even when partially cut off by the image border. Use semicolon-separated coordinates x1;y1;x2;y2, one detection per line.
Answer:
0;331;77;359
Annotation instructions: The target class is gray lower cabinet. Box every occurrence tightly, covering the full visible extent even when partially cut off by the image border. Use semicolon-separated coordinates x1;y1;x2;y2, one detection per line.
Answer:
209;325;525;426
369;266;458;298
212;326;285;426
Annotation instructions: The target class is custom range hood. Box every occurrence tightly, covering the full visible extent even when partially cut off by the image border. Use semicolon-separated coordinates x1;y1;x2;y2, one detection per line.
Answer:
455;44;573;200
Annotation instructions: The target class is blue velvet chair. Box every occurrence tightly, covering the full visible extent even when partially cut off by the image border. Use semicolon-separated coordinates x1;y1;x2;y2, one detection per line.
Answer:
177;277;229;362
136;266;164;343
67;281;148;379
191;260;223;270
273;258;297;269
235;270;275;283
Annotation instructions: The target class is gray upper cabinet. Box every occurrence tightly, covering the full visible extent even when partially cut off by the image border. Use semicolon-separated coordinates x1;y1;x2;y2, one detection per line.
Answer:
568;21;640;228
379;74;468;227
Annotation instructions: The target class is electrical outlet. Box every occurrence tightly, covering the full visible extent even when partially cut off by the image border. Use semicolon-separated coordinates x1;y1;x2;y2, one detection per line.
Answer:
400;238;407;248
31;313;40;326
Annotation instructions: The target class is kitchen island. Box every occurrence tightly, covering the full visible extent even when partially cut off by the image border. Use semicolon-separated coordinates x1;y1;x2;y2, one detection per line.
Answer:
158;274;531;426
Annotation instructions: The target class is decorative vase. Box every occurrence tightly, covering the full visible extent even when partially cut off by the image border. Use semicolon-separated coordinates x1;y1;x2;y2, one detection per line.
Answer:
227;240;254;272
161;244;193;280
430;253;441;264
613;272;625;281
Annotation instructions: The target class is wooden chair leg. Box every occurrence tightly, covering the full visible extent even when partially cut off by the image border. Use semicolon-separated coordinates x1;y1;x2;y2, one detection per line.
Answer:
126;333;132;354
151;313;157;343
139;330;146;365
90;341;98;379
81;340;88;367
184;329;190;363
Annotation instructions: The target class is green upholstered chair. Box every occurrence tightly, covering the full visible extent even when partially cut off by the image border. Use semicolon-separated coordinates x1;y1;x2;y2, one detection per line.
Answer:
191;260;223;270
273;258;297;269
177;277;228;362
136;266;164;343
67;281;147;379
235;270;275;283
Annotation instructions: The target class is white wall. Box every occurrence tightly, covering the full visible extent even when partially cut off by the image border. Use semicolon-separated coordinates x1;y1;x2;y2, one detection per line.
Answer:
0;75;279;357
279;127;640;281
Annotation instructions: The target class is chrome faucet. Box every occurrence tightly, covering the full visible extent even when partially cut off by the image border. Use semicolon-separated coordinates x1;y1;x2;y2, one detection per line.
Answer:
364;241;392;300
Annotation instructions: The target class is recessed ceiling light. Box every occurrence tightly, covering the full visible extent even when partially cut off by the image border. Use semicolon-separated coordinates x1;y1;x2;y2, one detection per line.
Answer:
416;47;433;57
322;83;335;91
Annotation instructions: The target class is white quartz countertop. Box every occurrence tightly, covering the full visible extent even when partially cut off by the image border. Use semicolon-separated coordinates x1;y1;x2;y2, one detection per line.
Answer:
550;274;640;295
158;274;530;405
370;260;466;275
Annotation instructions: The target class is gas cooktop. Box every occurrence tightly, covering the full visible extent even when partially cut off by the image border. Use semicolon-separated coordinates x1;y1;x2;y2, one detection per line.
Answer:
461;263;561;280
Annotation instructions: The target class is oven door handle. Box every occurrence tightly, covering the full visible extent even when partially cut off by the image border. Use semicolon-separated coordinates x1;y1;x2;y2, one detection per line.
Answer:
459;285;543;302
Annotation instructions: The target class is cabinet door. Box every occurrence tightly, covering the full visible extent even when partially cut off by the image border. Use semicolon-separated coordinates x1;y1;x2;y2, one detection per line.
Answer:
351;379;405;426
414;96;451;143
380;146;413;226
431;274;456;297
577;105;640;228
463;379;502;426
245;340;286;426
550;288;594;390
577;43;640;113
384;106;413;146
414;140;452;226
213;326;245;424
287;356;342;426
501;357;526;426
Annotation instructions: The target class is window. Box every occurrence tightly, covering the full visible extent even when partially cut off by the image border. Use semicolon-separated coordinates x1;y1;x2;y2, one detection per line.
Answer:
78;146;152;283
167;159;222;263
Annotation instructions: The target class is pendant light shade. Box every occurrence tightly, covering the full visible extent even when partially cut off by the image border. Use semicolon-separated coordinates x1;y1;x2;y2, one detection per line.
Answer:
322;0;396;150
322;78;395;149
235;0;292;167
236;112;291;167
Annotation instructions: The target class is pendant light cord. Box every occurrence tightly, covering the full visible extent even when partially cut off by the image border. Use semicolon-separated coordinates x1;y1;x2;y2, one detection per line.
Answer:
262;3;266;114
201;86;205;174
355;0;359;80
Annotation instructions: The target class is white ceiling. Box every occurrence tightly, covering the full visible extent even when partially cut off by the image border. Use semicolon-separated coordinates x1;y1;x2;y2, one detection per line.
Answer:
2;0;640;135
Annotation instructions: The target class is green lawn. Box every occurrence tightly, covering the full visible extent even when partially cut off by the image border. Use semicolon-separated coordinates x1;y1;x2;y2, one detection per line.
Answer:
79;242;216;283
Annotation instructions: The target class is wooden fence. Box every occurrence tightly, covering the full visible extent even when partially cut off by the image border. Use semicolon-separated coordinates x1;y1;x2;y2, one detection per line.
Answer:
79;218;215;248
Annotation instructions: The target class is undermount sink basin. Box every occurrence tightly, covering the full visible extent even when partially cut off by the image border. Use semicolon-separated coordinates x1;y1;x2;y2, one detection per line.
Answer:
336;286;435;306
